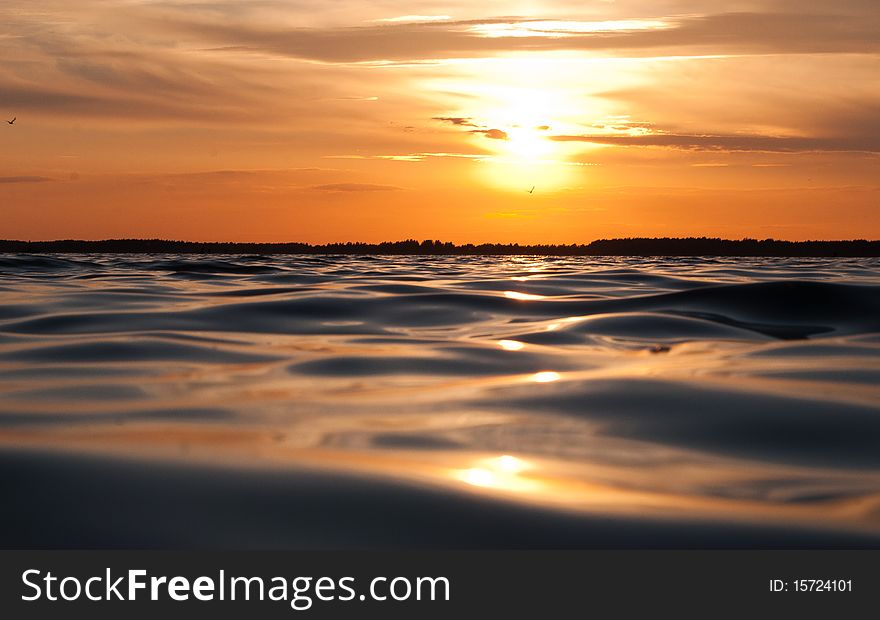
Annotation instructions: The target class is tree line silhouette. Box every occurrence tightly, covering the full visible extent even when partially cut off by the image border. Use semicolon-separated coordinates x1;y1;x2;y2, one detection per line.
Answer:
1;237;878;256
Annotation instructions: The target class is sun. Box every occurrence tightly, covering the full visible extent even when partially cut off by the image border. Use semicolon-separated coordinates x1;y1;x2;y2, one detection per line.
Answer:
474;120;578;193
498;125;555;159
463;85;585;192
477;87;558;157
426;56;616;192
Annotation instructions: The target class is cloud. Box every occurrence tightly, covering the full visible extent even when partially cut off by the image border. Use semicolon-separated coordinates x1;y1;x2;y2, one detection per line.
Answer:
1;84;270;126
310;183;403;192
433;116;477;127
325;152;491;162
5;3;877;137
0;176;53;184
156;10;880;63
550;131;880;153
471;128;509;140
374;16;452;24
434;116;508;140
0;5;400;127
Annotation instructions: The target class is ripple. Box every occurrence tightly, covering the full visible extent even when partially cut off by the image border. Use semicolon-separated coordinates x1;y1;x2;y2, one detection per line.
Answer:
1;339;283;364
0;254;879;547
476;377;880;469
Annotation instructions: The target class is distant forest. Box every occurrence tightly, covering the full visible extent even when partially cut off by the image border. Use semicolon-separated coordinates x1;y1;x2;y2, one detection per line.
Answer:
1;238;879;257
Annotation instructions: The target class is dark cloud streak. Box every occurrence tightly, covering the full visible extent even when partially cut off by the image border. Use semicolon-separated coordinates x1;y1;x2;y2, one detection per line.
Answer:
550;132;880;153
471;128;508;140
0;176;54;184
433;116;477;127
310;183;403;192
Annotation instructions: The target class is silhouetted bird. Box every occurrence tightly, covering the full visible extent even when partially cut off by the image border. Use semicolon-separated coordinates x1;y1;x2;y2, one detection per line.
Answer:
6;117;15;125
528;186;535;194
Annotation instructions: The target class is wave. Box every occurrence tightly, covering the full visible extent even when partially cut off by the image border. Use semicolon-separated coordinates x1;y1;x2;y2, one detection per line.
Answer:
3;279;879;342
1;254;879;548
2;447;878;549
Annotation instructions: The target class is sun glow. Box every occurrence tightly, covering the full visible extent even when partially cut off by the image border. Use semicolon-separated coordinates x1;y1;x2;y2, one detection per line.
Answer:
475;87;566;161
424;54;655;194
432;65;604;192
498;126;555;160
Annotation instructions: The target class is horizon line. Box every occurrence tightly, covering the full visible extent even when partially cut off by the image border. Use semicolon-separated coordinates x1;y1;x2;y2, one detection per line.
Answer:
4;236;880;245
2;237;880;257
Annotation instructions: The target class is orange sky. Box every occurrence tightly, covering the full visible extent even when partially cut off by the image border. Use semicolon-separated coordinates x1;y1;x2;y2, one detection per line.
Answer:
1;1;878;242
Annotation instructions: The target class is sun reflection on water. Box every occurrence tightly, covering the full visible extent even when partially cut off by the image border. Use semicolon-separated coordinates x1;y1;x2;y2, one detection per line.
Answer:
457;455;535;491
531;371;560;383
504;290;545;301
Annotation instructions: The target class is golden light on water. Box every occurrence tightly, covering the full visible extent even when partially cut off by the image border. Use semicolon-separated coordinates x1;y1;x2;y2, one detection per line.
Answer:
531;371;561;383
504;291;545;301
457;455;534;491
546;316;585;331
494;455;527;473
460;467;497;487
3;0;880;556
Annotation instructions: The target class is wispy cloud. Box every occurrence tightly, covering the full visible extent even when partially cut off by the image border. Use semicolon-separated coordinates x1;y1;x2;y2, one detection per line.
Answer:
0;176;53;183
551;131;880;154
310;183;403;192
374;15;452;23
434;116;508;140
152;10;880;63
467;19;671;38
324;152;492;162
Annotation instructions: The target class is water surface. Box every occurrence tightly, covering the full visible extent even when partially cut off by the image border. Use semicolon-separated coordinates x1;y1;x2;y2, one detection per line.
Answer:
1;254;879;548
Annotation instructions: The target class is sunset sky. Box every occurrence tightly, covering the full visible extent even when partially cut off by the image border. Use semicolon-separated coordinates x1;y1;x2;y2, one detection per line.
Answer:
1;0;878;242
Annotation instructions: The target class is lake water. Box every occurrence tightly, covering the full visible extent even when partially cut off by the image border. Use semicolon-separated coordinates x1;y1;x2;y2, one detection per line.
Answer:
1;254;879;548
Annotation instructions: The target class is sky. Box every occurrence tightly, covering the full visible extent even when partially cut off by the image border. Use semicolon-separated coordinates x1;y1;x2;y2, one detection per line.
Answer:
1;0;878;242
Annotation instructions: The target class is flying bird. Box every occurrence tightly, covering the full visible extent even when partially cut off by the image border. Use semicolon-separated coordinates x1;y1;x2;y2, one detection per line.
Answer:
528;186;535;194
6;117;15;125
